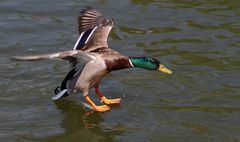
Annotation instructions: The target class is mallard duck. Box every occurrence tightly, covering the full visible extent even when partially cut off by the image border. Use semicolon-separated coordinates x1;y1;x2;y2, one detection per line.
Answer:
12;7;172;112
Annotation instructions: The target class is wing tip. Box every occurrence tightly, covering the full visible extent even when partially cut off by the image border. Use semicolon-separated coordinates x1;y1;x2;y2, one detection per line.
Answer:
80;6;93;14
78;7;103;32
11;56;29;61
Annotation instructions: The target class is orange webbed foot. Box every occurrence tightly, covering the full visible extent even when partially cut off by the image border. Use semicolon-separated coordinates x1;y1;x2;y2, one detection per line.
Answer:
94;105;110;112
101;96;121;105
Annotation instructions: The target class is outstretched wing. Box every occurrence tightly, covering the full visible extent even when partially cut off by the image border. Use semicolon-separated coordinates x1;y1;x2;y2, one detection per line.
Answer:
73;7;114;51
12;50;95;66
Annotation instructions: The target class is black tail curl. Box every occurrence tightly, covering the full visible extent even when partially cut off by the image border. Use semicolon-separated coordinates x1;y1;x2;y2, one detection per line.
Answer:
54;86;61;94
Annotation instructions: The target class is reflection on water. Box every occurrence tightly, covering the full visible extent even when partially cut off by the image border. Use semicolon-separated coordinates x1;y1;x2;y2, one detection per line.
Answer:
42;99;115;142
0;0;240;141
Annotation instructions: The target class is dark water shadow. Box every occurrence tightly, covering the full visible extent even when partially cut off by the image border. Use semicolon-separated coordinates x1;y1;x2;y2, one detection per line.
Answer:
41;99;115;142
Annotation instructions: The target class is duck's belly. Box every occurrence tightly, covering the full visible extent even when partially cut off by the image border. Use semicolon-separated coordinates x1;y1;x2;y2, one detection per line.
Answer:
74;58;109;91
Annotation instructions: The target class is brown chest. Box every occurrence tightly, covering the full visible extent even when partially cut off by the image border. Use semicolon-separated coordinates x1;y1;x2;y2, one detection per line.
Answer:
105;57;132;71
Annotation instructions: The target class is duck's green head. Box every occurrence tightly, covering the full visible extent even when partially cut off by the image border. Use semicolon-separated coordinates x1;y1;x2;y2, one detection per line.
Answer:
129;57;172;74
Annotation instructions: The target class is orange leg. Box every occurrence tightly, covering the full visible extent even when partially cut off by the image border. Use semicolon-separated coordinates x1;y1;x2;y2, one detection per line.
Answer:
84;96;110;112
95;87;121;105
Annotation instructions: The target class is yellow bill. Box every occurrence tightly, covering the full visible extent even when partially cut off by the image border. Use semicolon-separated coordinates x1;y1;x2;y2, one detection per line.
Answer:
158;64;172;74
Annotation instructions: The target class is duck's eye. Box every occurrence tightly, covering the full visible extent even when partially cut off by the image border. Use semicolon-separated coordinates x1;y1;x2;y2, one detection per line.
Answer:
161;66;165;69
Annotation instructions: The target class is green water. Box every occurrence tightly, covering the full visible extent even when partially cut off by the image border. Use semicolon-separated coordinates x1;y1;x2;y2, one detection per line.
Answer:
1;0;240;142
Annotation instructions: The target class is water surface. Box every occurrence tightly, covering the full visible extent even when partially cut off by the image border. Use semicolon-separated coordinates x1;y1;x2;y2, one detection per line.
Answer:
0;0;240;142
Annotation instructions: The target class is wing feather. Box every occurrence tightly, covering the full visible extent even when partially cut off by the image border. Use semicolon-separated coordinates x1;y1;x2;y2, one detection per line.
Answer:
12;50;94;62
79;7;104;32
74;7;114;51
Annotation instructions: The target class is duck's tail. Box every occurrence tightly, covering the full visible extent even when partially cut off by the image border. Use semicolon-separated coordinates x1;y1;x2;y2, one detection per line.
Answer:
52;86;93;110
52;87;69;100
